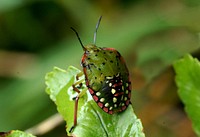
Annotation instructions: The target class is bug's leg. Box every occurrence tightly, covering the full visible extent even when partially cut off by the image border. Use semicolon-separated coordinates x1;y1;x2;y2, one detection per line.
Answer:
76;71;83;80
72;72;85;100
69;87;87;133
72;78;84;95
69;72;86;133
74;71;84;89
69;96;79;133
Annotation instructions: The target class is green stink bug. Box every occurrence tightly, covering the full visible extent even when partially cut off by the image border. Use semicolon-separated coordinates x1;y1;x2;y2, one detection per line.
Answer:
70;16;131;132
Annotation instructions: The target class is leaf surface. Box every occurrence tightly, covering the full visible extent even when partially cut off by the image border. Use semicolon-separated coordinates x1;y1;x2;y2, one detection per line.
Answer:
45;66;145;136
174;54;200;136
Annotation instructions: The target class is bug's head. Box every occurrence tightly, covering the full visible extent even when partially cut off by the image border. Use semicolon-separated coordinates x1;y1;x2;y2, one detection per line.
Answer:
84;44;100;53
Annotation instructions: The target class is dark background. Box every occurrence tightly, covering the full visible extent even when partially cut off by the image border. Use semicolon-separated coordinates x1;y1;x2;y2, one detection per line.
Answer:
0;0;200;137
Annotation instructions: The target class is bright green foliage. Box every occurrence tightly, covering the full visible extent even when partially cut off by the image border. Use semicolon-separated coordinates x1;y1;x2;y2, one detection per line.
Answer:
73;101;144;137
45;66;145;136
174;54;200;136
0;130;36;137
45;66;87;131
45;66;81;102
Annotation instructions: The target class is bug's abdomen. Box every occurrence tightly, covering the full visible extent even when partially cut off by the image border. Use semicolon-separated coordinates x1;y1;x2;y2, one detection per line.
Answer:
96;73;131;114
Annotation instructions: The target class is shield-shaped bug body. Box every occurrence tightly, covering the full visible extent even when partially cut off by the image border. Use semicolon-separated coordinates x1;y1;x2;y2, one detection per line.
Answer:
70;16;131;132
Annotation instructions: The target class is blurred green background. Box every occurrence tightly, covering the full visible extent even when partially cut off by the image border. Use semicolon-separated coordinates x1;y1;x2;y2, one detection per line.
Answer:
0;0;199;137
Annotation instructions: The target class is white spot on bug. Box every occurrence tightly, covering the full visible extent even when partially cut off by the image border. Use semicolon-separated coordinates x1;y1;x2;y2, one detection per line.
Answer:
126;83;129;87
109;107;113;110
100;98;105;102
111;88;116;94
105;103;109;107
126;90;129;94
122;103;125;106
124;97;127;101
121;95;124;100
107;76;113;79
122;86;124;91
116;73;120;77
113;97;117;103
96;92;101;96
114;104;117;108
109;83;112;87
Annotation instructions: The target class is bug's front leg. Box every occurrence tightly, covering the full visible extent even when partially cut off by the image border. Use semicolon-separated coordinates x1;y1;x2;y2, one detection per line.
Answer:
69;72;87;133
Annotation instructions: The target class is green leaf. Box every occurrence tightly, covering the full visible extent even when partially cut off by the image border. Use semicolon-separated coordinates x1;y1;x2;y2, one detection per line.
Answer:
45;66;145;136
56;79;87;133
174;54;200;136
45;66;82;102
72;101;144;137
45;66;88;133
0;130;36;137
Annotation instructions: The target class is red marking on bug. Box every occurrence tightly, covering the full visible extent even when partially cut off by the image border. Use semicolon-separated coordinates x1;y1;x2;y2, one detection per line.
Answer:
103;107;109;112
102;47;116;51
93;95;98;102
119;54;126;64
85;79;89;86
118;108;123;112
128;84;131;91
126;100;130;106
113;82;122;87
83;67;86;73
89;88;94;94
129;82;131;87
98;102;104;108
108;111;113;114
122;106;126;110
128;92;131;98
114;92;124;97
81;54;87;62
83;67;89;86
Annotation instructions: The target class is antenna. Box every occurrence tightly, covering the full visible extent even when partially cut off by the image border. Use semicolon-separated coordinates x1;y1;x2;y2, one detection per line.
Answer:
71;27;85;50
93;16;102;44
